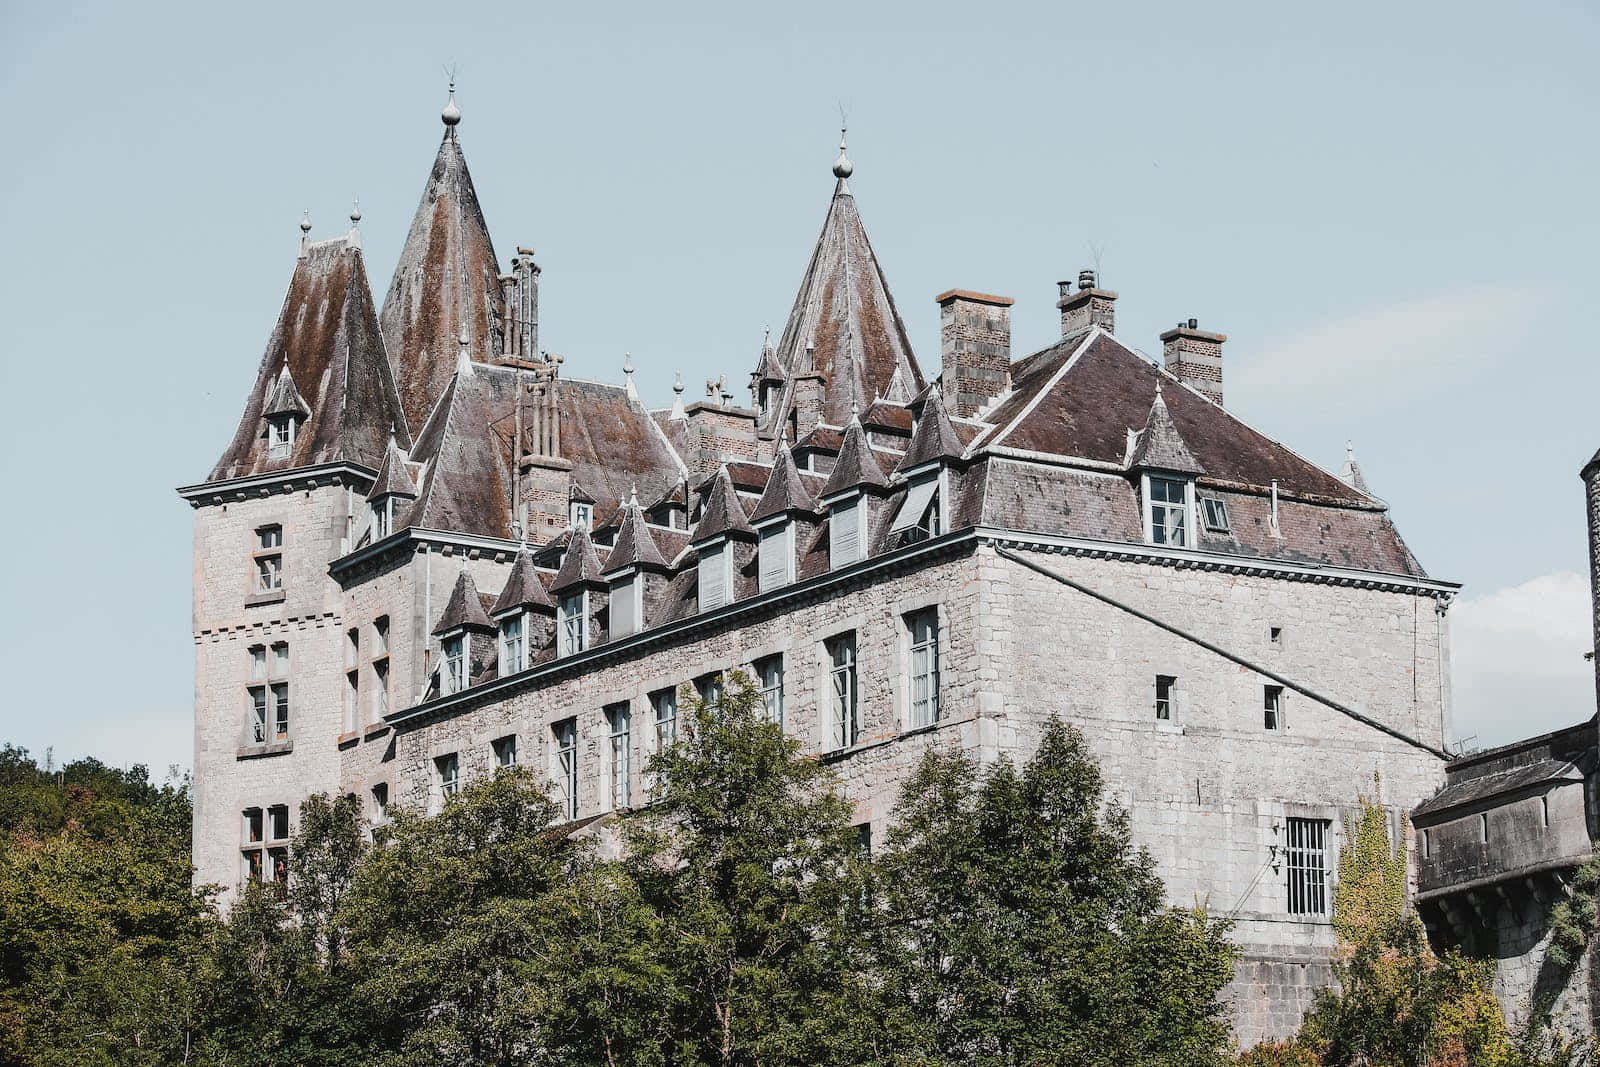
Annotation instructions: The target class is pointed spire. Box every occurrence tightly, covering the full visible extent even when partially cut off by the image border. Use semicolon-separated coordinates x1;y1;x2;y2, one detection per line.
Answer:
670;369;687;420
262;363;312;419
751;441;822;523
623;351;638;402
366;436;418;502
441;76;461;136
1129;377;1204;475
897;389;962;474
491;546;554;616
432;568;494;635
1340;440;1371;494
604;495;668;574
347;196;362;249
298;210;312;258
551;525;606;593
692;464;756;543
822;413;889;497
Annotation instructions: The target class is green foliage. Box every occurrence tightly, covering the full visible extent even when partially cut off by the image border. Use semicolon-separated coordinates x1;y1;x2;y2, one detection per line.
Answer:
1545;850;1600;969
1330;774;1408;948
871;719;1238;1066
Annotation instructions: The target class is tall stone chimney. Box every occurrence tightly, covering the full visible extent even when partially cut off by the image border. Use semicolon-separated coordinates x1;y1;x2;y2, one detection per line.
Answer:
936;289;1013;417
1161;318;1227;406
1581;451;1600;715
1058;269;1117;336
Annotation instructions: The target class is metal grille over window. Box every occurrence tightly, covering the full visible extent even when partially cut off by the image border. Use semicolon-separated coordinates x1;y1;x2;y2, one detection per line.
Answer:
1148;475;1188;546
907;608;940;728
756;655;784;727
555;718;578;820
828;633;858;749
1285;817;1329;916
607;703;632;809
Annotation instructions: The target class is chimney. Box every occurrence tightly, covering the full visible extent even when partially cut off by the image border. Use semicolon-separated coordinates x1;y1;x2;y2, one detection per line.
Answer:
936;289;1013;417
1160;318;1227;406
1057;269;1117;336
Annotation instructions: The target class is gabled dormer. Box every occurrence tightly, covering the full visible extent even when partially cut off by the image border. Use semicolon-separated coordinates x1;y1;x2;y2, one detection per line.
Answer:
549;526;606;657
820;411;891;569
364;436;418;543
749;442;822;594
262;365;311;460
750;331;787;429
431;569;495;697
1128;380;1205;548
690;465;756;612
490;546;554;676
601;493;669;639
890;389;962;544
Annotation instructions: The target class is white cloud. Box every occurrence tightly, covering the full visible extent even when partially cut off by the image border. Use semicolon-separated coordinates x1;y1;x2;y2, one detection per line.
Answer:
1450;570;1594;750
1230;285;1552;408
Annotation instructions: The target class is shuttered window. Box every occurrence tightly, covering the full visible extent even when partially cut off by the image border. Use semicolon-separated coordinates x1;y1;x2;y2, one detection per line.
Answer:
890;477;939;536
758;523;791;593
830;495;861;569
699;541;729;611
611;574;638;638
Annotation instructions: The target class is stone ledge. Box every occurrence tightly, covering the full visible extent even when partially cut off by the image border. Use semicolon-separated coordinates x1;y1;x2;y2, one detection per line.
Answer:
244;589;286;608
236;740;294;760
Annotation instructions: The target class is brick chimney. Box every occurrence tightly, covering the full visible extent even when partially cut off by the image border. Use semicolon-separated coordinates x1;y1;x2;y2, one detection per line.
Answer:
1161;318;1227;406
1057;269;1117;336
936;289;1013;417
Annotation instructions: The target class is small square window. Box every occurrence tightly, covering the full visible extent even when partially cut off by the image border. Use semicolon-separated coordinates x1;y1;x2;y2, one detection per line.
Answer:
255;555;283;593
1155;675;1176;721
570;501;593;530
1200;496;1230;534
1263;685;1284;732
493;734;519;770
257;526;283;551
1269;626;1283;646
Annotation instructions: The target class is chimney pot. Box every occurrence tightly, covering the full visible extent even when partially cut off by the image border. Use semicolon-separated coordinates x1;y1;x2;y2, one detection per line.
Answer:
1188;317;1198;329
1078;268;1096;291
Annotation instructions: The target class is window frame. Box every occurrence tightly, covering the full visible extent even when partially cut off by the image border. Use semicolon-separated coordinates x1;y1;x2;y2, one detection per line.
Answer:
1142;473;1193;548
829;492;864;569
1199;494;1231;534
606;702;632;810
754;653;785;727
826;632;859;750
554;717;579;821
697;539;731;611
757;520;794;593
499;612;527;676
434;753;460;810
493;733;519;771
252;525;284;595
267;415;296;459
570;501;593;531
1155;674;1176;721
1284;817;1330;917
906;607;941;729
559;592;587;657
1264;684;1285;732
441;634;466;695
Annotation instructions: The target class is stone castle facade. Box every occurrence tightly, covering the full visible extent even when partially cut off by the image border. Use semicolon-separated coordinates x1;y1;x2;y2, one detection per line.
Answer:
181;89;1461;1044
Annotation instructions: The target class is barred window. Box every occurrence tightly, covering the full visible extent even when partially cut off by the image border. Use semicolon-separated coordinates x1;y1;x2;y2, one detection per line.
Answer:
827;633;858;750
1285;817;1330;916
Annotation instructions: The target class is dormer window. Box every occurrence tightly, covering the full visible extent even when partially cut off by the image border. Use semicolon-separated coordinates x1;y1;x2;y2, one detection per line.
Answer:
829;495;863;569
610;572;641;639
499;613;526;675
441;635;466;695
570;501;592;531
698;541;731;611
267;415;296;459
1143;474;1191;548
370;497;393;541
757;521;793;594
890;476;941;545
1200;495;1230;534
559;592;587;656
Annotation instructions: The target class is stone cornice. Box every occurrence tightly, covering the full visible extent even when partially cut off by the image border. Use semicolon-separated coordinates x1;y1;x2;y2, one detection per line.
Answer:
177;462;377;507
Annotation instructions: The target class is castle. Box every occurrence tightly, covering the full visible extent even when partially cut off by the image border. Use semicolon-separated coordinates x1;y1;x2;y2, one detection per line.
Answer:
181;86;1463;1044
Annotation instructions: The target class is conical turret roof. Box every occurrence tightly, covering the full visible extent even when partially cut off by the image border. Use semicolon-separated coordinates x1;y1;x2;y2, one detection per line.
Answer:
262;364;311;419
380;122;506;431
366;437;418;501
1129;382;1205;475
691;465;756;543
896;389;963;474
821;414;889;497
492;547;554;616
433;568;495;634
550;525;606;592
750;443;821;523
604;499;668;573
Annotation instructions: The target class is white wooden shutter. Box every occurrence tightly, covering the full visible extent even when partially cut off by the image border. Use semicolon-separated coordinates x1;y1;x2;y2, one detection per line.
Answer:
890;477;939;534
830;496;861;568
758;523;790;593
611;574;637;638
698;541;727;610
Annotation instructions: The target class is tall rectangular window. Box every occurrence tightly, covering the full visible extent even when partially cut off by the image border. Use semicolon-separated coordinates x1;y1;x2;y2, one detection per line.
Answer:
435;753;460;808
651;688;677;750
698;541;729;611
1285;817;1329;916
253;525;283;593
248;686;268;744
755;654;784;727
827;633;858;750
560;593;587;656
493;734;519;770
1147;475;1189;547
500;614;526;676
1155;675;1176;721
1264;685;1285;731
611;574;639;638
344;670;359;733
374;616;390;655
607;703;632;810
830;495;863;569
907;608;940;728
373;659;390;722
243;808;263;844
695;672;724;708
758;523;792;593
371;783;389;823
554;718;578;820
267;804;289;841
442;635;466;695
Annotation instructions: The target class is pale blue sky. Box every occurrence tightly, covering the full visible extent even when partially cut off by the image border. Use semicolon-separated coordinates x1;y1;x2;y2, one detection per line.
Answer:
1;0;1596;772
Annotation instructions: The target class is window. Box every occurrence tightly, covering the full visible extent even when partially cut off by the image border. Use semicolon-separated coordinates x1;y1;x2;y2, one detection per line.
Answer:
493;734;519;770
253;526;284;594
1147;475;1189;547
1264;685;1285;732
1200;495;1230;534
250;645;266;680
758;522;793;593
1541;795;1550;829
915;493;941;542
652;688;677;750
373;659;389;722
374;616;390;656
830;494;863;569
554;718;578;820
248;686;268;744
890;477;940;543
907;608;940;728
243;849;264;883
243;808;263;845
1284;817;1329;916
435;753;460;806
559;593;587;656
345;627;360;668
695;672;724;708
500;614;526;675
267;415;295;458
371;783;389;823
827;633;858;749
1479;812;1489;843
570;501;593;530
442;635;466;695
267;804;289;841
268;848;289;896
1155;675;1176;721
698;541;730;611
248;643;290;744
1269;626;1283;647
344;670;359;733
856;822;872;859
607;703;632;809
371;498;392;540
755;654;784;727
1422;828;1430;858
611;573;640;638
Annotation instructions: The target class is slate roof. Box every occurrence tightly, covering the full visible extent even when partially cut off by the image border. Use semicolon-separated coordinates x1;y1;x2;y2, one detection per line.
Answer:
897;390;963;473
550;526;606;592
764;172;925;431
491;547;554;615
1413;758;1587;818
821;417;890;496
379;129;506;431
692;466;756;543
1129;384;1205;474
262;365;311;418
750;444;821;523
433;568;495;634
603;502;668;573
210;238;409;482
366;438;419;501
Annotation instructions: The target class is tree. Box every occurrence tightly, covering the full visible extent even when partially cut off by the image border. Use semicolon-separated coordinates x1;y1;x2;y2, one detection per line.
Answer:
870;719;1238;1067
625;672;875;1066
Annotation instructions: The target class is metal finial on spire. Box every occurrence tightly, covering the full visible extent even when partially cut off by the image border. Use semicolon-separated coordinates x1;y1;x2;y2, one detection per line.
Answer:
300;210;312;234
441;75;462;131
349;197;361;226
1347;439;1356;462
628;481;639;508
623;352;638;401
832;124;853;180
672;369;684;395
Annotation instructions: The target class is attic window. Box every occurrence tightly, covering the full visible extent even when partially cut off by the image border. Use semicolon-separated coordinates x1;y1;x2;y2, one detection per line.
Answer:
559;593;587;656
890;477;940;544
441;635;466;696
371;498;393;540
267;415;296;459
1200;496;1230;534
570;501;592;531
1144;475;1190;548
